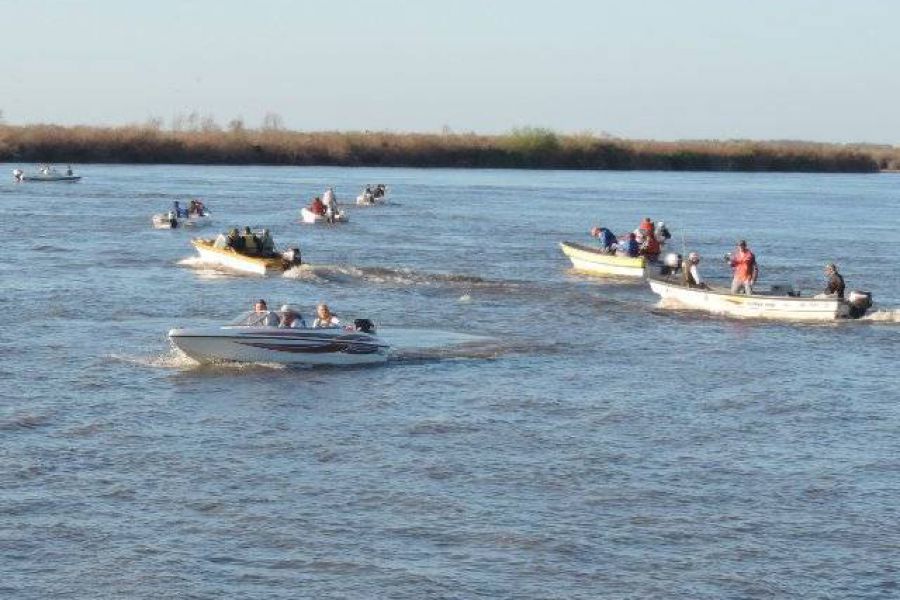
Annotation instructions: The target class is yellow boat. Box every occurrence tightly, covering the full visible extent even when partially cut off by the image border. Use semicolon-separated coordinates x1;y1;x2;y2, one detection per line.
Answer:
191;238;301;275
559;241;647;278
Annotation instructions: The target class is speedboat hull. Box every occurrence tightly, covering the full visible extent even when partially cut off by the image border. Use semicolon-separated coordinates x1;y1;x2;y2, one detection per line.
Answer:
191;239;288;275
300;207;348;224
560;241;647;278
168;326;389;365
356;194;386;206
648;277;854;321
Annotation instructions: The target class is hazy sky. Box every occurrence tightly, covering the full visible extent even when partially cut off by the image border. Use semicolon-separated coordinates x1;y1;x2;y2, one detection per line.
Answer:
2;0;898;142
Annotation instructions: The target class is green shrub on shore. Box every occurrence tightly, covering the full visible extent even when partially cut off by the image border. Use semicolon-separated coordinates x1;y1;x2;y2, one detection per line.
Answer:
0;123;890;172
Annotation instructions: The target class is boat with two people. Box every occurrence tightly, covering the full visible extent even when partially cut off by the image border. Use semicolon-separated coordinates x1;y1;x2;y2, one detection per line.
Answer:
13;164;81;182
300;195;348;224
191;227;302;275
356;183;387;206
168;301;389;365
152;199;211;229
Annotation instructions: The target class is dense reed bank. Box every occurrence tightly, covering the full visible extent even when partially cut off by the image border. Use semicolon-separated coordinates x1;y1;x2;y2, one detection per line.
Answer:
0;124;894;172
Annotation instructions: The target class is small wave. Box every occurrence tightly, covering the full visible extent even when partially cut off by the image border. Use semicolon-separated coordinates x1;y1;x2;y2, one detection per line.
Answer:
0;412;52;431
283;262;523;292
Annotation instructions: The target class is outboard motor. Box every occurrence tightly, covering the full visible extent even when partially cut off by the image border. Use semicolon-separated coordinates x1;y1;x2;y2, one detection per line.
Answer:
847;290;873;319
354;318;375;334
282;247;302;266
659;252;682;277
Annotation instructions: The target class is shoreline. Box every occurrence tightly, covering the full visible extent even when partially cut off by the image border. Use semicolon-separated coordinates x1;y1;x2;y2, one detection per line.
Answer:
1;124;894;173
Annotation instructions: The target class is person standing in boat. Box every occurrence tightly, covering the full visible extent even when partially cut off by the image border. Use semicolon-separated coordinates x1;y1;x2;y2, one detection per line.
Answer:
590;226;618;254
728;240;758;295
640;232;661;259
66;165;73;176
656;221;671;242
821;263;845;299
322;187;339;223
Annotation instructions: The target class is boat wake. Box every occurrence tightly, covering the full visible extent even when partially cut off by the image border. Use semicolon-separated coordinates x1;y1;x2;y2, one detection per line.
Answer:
109;349;290;371
282;264;497;288
862;308;900;323
176;256;240;279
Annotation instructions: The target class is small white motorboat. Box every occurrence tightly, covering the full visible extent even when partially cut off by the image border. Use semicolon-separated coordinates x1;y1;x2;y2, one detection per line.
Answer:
152;212;212;229
648;276;874;322
356;184;388;206
300;207;348;224
13;166;81;182
168;309;389;366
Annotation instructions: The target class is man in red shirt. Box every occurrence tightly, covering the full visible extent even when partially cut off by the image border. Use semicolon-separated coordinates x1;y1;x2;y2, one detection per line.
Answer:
729;240;758;294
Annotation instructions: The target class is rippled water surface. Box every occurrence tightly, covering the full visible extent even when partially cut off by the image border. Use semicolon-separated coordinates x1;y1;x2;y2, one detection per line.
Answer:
1;165;898;599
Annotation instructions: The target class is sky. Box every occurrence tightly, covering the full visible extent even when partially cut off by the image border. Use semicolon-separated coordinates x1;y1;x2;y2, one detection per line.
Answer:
1;0;898;143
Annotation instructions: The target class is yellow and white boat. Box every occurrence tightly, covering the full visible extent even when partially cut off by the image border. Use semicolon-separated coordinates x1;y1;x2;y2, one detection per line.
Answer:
190;238;302;276
559;241;648;278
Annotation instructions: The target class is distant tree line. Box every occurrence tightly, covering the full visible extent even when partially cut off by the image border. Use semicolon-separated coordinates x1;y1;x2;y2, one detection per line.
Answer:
0;121;892;172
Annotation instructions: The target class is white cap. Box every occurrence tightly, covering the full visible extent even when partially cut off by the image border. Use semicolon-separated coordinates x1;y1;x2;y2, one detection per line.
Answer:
280;304;301;314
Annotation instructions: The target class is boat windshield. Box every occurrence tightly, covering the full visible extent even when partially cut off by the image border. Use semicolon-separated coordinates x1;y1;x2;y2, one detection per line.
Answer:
227;310;306;327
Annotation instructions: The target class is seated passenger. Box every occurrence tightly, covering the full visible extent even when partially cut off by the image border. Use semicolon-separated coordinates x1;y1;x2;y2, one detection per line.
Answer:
225;228;243;250
241;226;259;255
259;229;275;257
640;234;661;259
250;299;279;326
682;252;705;288
590;225;618;253
617;233;640;257
313;303;341;328
278;305;307;328
310;196;326;215
656;221;671;242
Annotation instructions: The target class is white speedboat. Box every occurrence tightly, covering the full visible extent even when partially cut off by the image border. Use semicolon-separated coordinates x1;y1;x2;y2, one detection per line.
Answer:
152;212;212;229
13;167;81;182
648;276;873;322
168;310;389;365
300;207;348;224
190;234;302;275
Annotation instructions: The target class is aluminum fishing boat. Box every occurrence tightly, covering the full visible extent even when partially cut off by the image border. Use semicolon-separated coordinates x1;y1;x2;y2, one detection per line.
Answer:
559;241;649;278
13;167;81;182
168;310;389;365
648;277;873;322
153;212;212;229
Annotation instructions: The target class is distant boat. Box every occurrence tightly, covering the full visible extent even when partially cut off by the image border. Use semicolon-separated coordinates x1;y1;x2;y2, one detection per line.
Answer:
13;166;81;182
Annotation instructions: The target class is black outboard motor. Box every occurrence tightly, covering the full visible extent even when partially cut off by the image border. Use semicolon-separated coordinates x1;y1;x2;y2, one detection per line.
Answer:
847;290;873;319
354;318;375;333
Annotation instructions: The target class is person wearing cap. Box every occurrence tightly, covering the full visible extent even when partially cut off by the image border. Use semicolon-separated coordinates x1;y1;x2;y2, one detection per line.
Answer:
590;225;617;253
249;299;279;326
821;263;845;299
656;221;671;242
278;305;307;328
728;240;758;294
683;252;705;288
638;217;655;237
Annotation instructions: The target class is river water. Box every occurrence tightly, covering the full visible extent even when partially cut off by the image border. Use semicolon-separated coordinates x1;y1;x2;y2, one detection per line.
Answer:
1;165;898;599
